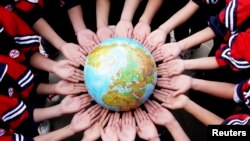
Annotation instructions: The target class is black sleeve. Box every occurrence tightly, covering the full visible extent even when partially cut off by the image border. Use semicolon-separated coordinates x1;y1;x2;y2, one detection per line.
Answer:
63;0;81;10
209;15;227;39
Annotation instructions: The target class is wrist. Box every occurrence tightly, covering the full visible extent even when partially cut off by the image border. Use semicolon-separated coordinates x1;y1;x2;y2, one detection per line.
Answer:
164;119;179;129
148;136;160;141
139;16;151;24
191;78;199;91
158;25;171;34
81;136;92;141
75;26;87;34
55;104;64;116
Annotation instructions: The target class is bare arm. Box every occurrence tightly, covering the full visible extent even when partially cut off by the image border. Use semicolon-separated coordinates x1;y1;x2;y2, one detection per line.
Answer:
178;27;216;51
96;0;110;28
120;0;141;21
34;125;75;141
32;18;66;50
165;120;190;141
33;105;62;122
184;56;220;70
67;5;86;33
191;78;235;100
139;0;163;24
184;99;224;126
159;0;199;34
29;52;55;73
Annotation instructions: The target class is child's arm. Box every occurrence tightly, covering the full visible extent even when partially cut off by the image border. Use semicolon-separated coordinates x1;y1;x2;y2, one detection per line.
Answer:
34;105;102;141
30;52;83;82
145;100;190;141
161;94;224;126
152;27;216;62
67;4;100;53
96;0;114;42
115;0;141;38
133;0;163;43
36;80;87;96
191;78;235;99
144;0;200;51
183;96;224;125
33;95;92;122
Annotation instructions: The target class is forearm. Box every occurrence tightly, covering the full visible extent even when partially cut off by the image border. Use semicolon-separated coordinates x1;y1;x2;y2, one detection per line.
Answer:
178;27;215;51
139;0;163;24
184;57;220;70
34;125;74;141
30;52;56;73
32;18;66;50
120;0;141;21
36;83;56;95
96;0;110;28
184;100;224;126
192;78;235;99
33;105;62;122
165;120;190;141
159;0;199;34
67;5;86;33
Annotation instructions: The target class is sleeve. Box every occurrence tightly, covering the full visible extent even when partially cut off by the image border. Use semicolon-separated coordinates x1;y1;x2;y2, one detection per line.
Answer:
0;131;34;141
0;95;32;130
233;79;250;108
192;0;221;6
0;55;38;100
0;7;40;58
222;114;250;125
63;0;81;10
215;31;250;71
14;0;44;26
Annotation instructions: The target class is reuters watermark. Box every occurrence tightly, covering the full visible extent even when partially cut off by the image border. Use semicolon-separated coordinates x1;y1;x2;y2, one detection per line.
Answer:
207;125;249;140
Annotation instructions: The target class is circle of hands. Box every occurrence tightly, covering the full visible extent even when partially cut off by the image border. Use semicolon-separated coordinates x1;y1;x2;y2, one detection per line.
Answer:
53;20;194;141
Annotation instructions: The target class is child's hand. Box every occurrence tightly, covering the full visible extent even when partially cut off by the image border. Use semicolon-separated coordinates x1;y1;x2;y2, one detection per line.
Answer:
118;111;136;141
144;28;167;53
134;108;159;141
51;60;84;82
161;94;190;110
144;100;176;126
60;42;87;65
115;20;133;38
76;29;100;54
153;88;175;103
133;21;151;44
60;95;92;114
157;59;185;77
152;42;182;62
70;104;102;133
55;80;87;95
82;109;110;141
97;26;114;42
157;75;192;96
100;113;120;141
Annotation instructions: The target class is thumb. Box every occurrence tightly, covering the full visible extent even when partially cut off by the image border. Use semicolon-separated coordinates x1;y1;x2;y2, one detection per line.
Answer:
98;123;105;135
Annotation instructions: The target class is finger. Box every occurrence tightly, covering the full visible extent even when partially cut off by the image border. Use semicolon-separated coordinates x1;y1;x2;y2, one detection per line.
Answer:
137;108;145;121
143;111;150;120
144;102;154;114
68;60;80;68
152;100;162;108
127;28;133;38
101;113;111;127
147;100;158;111
122;112;126;125
108;114;115;126
153;93;167;103
99;123;105;135
94;35;101;44
134;110;140;124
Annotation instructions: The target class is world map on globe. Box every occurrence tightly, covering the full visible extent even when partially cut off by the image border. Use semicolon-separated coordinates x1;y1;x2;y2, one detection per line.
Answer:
84;37;157;111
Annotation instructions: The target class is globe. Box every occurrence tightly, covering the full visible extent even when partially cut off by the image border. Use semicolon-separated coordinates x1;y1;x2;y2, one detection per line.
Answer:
84;37;157;111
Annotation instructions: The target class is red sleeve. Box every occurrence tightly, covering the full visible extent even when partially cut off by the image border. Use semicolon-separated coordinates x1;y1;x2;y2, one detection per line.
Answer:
0;55;36;99
222;114;250;125
234;78;250;108
215;31;250;71
14;0;44;26
0;6;40;62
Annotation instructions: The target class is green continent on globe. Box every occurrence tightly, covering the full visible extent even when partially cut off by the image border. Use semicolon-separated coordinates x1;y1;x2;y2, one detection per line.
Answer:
85;37;157;111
